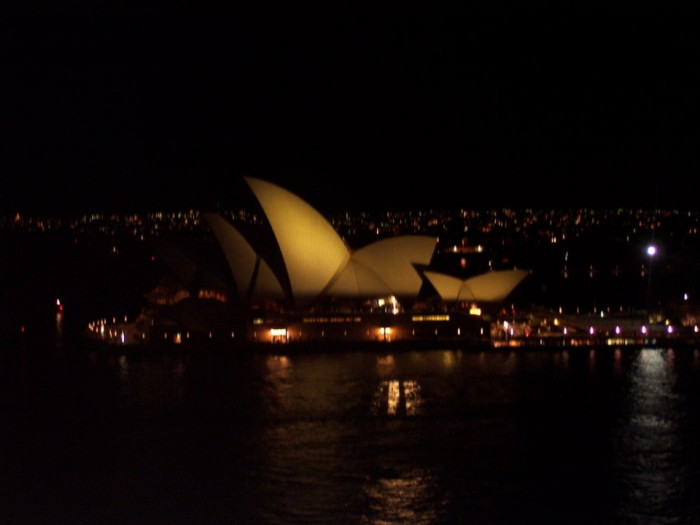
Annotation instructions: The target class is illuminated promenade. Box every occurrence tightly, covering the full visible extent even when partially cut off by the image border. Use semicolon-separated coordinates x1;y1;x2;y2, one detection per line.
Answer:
84;307;700;352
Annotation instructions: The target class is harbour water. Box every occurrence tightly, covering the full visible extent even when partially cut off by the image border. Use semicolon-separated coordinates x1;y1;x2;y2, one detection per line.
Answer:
3;337;700;524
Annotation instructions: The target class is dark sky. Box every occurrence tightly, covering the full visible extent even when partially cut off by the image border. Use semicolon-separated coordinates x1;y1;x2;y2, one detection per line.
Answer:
2;3;699;215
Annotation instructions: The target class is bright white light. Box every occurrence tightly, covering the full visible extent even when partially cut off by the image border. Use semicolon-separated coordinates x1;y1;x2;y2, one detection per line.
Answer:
646;245;657;257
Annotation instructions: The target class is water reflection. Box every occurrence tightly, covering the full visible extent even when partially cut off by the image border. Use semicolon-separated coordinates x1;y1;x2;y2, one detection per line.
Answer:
371;380;424;417
265;354;292;382
552;349;569;369
615;348;685;522
372;354;425;416
55;311;63;343
6;344;700;523
614;348;623;376
363;468;441;524
376;354;396;376
442;350;458;368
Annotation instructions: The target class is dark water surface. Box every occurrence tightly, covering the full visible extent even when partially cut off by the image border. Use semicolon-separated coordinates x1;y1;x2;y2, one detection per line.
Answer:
3;341;700;524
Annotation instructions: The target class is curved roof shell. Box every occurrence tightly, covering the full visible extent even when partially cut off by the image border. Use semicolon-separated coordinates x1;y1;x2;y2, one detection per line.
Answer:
324;257;394;298
202;212;285;303
344;235;436;298
423;268;530;303
245;176;351;307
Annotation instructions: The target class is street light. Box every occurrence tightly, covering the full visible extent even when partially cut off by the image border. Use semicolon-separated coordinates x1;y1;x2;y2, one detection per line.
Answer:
646;243;657;320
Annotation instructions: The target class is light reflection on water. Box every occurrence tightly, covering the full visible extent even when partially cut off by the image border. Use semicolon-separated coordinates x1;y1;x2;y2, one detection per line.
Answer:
363;467;442;525
371;380;424;416
3;345;700;523
614;348;688;523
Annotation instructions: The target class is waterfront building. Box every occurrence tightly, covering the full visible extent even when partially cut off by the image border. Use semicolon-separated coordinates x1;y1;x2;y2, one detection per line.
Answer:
128;177;530;345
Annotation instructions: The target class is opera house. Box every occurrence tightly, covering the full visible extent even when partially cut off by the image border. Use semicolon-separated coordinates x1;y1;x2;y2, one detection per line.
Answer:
129;177;531;346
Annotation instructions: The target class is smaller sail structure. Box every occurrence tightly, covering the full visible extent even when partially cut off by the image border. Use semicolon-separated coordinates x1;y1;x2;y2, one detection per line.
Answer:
346;236;436;298
423;268;530;303
202;212;285;304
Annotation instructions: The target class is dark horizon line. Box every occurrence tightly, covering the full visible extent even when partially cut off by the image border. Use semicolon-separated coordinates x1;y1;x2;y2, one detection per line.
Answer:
0;204;700;220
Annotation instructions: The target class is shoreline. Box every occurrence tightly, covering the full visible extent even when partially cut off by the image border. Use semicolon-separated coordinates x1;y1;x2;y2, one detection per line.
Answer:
73;334;700;356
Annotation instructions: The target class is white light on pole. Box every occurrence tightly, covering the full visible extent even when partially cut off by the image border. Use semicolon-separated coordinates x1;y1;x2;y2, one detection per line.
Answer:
646;244;657;318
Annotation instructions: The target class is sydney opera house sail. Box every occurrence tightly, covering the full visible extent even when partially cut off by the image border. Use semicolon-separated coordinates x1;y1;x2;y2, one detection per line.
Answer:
423;269;531;303
244;176;351;307
348;236;437;297
202;212;285;303
136;176;531;344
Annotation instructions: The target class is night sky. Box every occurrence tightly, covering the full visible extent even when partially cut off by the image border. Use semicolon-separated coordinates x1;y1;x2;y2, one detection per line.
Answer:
2;3;699;215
